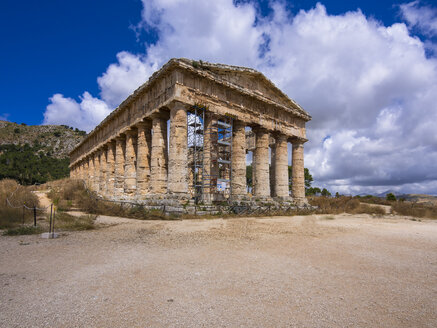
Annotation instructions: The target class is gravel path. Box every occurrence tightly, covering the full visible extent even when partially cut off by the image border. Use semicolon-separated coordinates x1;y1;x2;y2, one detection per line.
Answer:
1;214;436;327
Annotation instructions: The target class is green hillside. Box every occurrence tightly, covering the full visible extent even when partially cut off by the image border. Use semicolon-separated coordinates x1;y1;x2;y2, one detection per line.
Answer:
0;121;86;184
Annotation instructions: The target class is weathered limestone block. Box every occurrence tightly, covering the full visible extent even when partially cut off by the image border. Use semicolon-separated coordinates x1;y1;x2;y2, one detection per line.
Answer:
106;141;116;198
150;116;168;194
115;136;126;197
168;104;188;194
136;121;152;198
231;120;246;197
292;141;305;200
253;127;270;198
274;134;289;198
124;130;137;196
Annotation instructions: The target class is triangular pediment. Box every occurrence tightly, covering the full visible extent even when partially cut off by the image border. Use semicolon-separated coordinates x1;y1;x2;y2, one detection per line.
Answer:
176;58;310;119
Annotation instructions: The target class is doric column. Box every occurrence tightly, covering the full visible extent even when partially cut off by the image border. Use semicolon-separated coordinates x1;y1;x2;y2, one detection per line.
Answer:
89;154;95;191
79;161;84;181
85;158;91;187
106;141;116;198
168;103;188;195
231;120;246;198
150;115;168;194
292;141;306;201
114;135;126;198
270;146;276;197
124;129;137;197
100;147;107;197
136;121;152;198
94;150;101;194
274;134;289;198
253;127;270;198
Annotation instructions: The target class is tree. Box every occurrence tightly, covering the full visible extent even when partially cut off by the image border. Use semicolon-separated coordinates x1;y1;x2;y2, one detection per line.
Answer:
321;188;331;197
246;165;253;188
306;187;321;196
335;192;340;198
288;166;313;191
386;193;397;201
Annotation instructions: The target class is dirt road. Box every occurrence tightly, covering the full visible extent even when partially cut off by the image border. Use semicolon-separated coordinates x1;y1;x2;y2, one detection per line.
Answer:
1;214;436;327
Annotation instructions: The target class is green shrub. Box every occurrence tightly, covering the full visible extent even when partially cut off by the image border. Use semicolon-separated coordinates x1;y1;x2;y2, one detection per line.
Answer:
386;193;397;201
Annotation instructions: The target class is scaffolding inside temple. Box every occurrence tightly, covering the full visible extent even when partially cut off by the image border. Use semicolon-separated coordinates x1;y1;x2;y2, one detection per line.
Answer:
187;105;233;203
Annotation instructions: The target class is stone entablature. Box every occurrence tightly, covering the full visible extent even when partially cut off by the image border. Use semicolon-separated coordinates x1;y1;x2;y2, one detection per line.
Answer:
70;58;311;205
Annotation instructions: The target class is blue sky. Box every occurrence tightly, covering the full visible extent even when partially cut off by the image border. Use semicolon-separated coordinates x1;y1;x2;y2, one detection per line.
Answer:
1;0;437;195
0;0;421;125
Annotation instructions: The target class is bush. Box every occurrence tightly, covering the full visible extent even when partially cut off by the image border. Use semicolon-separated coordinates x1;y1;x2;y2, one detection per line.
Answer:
0;179;40;229
46;178;168;220
309;196;386;216
392;202;437;219
386;193;397;201
356;195;391;206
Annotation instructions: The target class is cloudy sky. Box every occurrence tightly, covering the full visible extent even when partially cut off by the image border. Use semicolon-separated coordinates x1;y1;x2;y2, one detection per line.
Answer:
1;0;436;195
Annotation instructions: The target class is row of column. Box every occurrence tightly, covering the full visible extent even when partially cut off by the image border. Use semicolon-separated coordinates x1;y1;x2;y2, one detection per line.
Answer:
70;105;306;201
230;122;305;200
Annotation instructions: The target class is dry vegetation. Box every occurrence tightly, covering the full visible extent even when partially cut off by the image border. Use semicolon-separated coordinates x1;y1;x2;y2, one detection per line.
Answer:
46;179;168;220
308;195;437;219
308;196;387;216
3;178;436;237
0;179;40;230
392;201;437;219
44;179;437;220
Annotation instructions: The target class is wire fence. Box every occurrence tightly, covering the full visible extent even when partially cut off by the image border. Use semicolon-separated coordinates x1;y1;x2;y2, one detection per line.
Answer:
5;185;56;231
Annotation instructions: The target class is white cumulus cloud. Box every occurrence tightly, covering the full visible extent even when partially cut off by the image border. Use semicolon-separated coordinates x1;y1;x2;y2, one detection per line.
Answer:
44;92;110;132
400;1;437;36
43;0;437;194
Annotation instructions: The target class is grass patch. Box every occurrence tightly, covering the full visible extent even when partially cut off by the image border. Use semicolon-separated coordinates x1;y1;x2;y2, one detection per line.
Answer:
54;212;97;231
322;216;335;220
3;225;43;236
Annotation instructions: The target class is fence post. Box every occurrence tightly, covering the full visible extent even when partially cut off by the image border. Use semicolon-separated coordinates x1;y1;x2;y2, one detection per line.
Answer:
49;204;53;235
52;207;55;237
22;205;25;225
33;206;36;227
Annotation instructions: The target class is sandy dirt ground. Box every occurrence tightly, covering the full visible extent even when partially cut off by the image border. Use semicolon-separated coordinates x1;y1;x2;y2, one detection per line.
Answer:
1;214;436;328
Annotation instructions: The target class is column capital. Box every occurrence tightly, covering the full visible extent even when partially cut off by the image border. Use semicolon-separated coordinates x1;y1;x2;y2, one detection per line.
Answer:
135;120;152;129
289;136;308;145
124;128;137;137
252;125;269;134
150;109;170;120
168;100;188;111
272;132;288;142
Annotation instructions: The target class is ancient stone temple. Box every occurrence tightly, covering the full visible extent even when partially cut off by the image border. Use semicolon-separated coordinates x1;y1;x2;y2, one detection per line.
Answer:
69;58;311;208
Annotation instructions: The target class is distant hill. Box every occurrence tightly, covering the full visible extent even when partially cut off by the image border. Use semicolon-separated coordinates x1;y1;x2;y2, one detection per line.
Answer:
0;121;86;184
0;121;86;158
